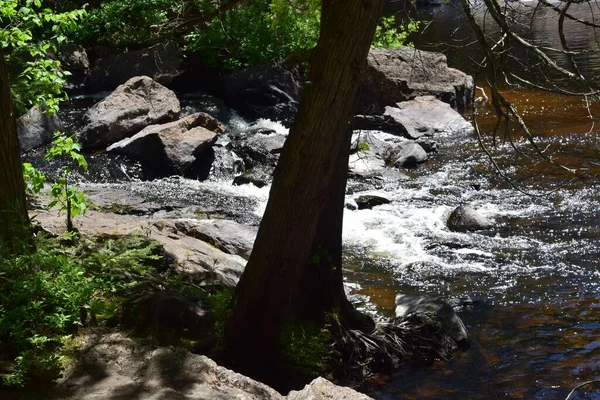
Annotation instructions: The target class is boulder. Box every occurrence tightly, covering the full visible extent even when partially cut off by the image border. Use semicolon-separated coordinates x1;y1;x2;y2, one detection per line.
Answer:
79;76;180;150
447;204;494;232
358;47;474;114
287;377;373;400
58;331;284;400
175;219;257;259
384;96;474;139
387;141;428;168
209;146;246;181
59;44;90;71
233;166;274;188
395;294;469;348
349;131;427;174
84;42;183;92
106;113;221;176
355;195;391;210
230;132;286;168
221;65;302;125
16;106;61;152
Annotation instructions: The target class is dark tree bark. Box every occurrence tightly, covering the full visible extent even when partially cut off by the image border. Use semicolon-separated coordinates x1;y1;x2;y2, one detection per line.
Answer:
0;47;30;249
225;0;385;383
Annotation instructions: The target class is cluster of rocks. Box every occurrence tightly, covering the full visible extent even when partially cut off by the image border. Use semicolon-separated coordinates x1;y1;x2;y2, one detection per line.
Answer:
18;44;475;180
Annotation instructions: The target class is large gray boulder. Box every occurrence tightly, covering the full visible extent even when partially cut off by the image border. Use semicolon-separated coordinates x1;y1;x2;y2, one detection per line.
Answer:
84;42;183;92
447;205;495;232
106;113;222;176
79;76;180;150
16;106;61;152
384;96;474;139
358;47;474;114
221;65;302;125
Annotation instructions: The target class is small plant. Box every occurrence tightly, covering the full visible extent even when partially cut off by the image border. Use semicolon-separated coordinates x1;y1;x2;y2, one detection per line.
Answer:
44;131;88;232
358;142;370;152
281;320;333;377
372;16;419;49
22;163;46;197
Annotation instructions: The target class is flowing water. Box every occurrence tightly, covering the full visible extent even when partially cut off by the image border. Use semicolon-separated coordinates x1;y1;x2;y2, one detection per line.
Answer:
32;3;600;397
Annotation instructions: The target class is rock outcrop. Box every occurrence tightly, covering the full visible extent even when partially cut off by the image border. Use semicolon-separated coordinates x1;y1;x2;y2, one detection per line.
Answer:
230;132;286;168
79;76;180;150
358;47;474;114
17;105;61;152
57;331;373;400
84;42;183;92
106;112;222;176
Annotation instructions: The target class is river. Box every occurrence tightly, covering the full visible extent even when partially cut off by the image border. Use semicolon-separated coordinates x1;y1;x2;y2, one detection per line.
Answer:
29;3;600;398
363;2;600;398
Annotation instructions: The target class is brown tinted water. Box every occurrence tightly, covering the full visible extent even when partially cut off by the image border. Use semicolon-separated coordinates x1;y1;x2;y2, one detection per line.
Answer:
347;3;600;399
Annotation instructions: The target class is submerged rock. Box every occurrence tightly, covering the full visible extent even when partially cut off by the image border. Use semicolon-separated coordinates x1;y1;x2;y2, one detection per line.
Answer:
355;195;391;210
358;47;474;114
395;294;469;347
447;204;494;232
17;105;62;152
106;112;221;176
79;76;180;150
384;96;474;140
233;165;274;188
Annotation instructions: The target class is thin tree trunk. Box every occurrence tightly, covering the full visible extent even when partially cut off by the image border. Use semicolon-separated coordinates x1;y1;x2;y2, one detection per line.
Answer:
0;47;30;249
225;0;385;383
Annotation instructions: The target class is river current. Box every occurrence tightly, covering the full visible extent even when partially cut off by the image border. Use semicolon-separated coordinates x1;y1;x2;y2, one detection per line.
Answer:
32;3;600;398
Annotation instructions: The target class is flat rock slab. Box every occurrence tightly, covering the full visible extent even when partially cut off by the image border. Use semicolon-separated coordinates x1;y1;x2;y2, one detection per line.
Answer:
33;209;246;288
384;96;474;139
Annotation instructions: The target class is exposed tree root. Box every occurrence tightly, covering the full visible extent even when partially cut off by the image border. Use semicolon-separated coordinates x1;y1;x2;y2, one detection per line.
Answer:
331;313;457;388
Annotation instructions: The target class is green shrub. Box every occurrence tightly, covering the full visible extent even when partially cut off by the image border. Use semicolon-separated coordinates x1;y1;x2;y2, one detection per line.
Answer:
0;235;162;387
185;0;320;69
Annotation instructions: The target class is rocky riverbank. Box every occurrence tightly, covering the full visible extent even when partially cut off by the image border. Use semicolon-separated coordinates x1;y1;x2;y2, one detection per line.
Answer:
21;44;479;398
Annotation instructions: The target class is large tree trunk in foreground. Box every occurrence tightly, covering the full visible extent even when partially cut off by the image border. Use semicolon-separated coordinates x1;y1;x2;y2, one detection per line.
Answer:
225;0;385;384
0;47;30;248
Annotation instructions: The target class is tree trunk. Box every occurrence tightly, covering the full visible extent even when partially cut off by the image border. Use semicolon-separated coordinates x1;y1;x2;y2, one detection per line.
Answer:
0;47;30;249
225;0;384;383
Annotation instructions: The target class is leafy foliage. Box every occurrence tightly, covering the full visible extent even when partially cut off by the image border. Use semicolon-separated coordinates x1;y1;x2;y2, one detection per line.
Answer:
44;132;88;231
372;16;419;49
73;0;181;47
0;234;163;387
22;162;46;196
0;0;86;114
185;0;321;69
281;320;333;377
